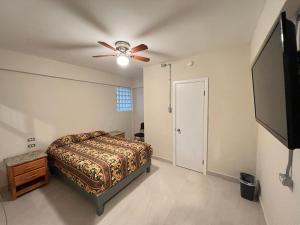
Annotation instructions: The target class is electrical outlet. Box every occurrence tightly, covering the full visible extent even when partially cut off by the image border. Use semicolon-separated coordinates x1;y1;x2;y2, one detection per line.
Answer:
28;144;36;148
27;137;35;142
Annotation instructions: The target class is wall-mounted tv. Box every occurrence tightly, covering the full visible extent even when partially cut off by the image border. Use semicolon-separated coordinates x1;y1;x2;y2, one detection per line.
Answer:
252;12;300;150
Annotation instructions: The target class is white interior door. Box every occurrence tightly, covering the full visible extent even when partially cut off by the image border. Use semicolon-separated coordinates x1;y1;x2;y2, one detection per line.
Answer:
174;80;206;172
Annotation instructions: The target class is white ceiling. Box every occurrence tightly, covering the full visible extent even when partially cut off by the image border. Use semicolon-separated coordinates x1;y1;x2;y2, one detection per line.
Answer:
0;0;265;77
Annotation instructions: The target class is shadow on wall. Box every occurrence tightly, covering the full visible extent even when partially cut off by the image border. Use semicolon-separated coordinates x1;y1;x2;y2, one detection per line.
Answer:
0;104;56;152
0;104;30;136
0;104;56;187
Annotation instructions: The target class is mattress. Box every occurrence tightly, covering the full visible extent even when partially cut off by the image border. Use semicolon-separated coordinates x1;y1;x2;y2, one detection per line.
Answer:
47;131;152;196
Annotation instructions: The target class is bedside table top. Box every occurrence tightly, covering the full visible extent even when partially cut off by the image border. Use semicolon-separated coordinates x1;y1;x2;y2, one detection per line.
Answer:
4;150;47;167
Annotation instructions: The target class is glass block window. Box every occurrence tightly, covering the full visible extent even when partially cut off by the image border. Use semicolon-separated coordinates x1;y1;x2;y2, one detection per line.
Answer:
116;87;132;112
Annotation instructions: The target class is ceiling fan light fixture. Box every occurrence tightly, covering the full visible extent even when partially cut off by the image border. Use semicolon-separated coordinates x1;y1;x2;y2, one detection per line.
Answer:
94;41;150;65
116;55;129;66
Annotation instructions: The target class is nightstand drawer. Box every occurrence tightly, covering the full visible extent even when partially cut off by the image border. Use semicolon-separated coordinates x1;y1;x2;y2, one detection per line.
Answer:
15;167;47;186
5;151;48;199
13;158;46;176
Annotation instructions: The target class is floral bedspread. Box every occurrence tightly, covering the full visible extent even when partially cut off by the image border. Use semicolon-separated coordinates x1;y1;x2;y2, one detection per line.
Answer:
47;131;152;196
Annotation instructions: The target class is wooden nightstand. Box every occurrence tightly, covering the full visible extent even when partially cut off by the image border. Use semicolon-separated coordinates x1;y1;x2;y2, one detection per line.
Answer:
109;130;125;138
4;150;48;200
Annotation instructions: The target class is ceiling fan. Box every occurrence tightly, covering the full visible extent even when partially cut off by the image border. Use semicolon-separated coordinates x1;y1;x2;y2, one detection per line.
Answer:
93;41;150;66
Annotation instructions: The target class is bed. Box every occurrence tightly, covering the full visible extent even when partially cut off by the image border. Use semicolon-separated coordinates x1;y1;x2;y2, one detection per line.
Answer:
47;131;152;215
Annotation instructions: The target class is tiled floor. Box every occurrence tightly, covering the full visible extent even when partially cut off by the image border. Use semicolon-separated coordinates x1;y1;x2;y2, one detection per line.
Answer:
0;159;266;225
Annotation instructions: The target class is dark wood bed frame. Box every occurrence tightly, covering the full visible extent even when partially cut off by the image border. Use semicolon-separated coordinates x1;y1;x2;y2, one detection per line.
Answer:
50;161;151;216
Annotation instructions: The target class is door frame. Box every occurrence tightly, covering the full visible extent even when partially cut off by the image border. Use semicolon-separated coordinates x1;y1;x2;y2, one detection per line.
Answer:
172;78;209;175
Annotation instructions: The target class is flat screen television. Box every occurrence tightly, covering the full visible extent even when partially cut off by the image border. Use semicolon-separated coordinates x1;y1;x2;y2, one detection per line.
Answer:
252;12;300;150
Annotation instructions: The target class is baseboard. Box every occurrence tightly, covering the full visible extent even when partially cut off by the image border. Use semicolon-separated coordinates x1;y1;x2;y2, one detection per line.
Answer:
259;197;270;225
152;157;240;184
152;155;172;164
207;170;239;183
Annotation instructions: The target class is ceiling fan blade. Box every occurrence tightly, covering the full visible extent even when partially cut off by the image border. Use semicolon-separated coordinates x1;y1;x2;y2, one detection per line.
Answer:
97;41;116;51
93;54;116;58
130;44;148;53
131;55;150;62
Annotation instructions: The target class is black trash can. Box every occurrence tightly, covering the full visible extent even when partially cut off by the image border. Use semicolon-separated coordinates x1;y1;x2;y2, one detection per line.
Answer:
240;173;256;201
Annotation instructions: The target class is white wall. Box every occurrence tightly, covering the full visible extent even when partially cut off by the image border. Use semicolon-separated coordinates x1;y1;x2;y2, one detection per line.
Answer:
250;0;300;224
131;75;143;89
250;0;287;63
132;76;144;136
256;125;300;225
144;46;257;178
0;49;133;187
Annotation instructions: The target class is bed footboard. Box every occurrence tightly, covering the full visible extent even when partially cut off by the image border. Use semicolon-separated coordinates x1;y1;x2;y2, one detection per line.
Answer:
93;161;151;216
50;161;151;216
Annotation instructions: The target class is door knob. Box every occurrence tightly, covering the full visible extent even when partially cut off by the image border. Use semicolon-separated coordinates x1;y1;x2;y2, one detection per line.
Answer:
176;128;181;134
